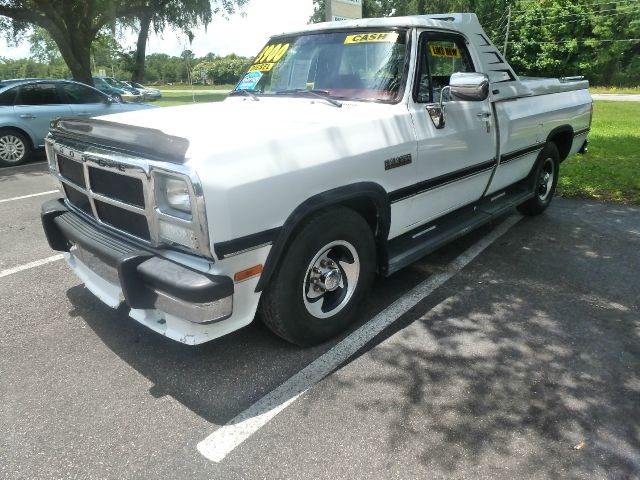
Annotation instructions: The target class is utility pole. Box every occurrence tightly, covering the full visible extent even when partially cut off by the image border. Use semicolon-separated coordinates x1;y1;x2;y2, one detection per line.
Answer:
503;5;512;58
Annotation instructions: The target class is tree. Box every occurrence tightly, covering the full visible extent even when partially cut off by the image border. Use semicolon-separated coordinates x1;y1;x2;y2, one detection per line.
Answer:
0;1;156;85
126;0;249;83
29;27;61;63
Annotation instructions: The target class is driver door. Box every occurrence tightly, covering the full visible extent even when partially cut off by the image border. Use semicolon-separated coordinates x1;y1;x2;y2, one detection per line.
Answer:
404;31;497;230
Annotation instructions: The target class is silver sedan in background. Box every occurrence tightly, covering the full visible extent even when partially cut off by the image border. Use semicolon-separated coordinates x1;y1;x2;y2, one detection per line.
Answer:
123;81;162;102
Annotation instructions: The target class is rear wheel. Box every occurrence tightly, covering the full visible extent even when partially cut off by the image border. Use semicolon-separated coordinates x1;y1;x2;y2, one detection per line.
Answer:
260;207;376;346
517;142;560;216
0;130;31;167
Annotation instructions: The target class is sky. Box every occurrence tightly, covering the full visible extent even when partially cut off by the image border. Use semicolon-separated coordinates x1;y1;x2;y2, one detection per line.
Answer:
0;0;315;60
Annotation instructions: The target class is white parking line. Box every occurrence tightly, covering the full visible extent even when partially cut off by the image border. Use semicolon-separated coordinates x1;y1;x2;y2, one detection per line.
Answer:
0;190;58;204
197;213;523;463
0;254;64;279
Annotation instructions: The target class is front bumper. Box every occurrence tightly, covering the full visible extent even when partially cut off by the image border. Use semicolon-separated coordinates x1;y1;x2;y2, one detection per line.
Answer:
42;199;234;342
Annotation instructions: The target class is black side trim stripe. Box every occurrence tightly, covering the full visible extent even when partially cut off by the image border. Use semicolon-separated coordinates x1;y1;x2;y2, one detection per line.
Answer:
389;159;496;203
500;143;544;165
214;226;282;259
574;127;590;136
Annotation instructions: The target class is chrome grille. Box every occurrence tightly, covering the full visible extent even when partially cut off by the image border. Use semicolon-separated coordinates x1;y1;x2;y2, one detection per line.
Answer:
52;147;151;242
45;137;212;258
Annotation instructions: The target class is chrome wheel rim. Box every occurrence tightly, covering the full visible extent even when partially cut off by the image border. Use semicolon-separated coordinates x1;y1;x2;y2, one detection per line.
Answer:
303;240;360;319
0;135;26;164
537;157;555;201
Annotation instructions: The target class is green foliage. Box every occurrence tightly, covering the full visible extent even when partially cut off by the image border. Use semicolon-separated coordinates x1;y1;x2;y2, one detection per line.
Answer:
310;0;640;86
559;101;640;204
192;55;251;85
506;1;640;86
0;56;70;79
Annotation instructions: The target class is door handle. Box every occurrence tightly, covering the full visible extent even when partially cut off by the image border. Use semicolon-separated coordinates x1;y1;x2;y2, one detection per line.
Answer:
476;112;492;119
19;114;35;119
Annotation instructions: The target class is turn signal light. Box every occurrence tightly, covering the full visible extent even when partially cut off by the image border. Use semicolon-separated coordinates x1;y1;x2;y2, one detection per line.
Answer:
234;264;263;282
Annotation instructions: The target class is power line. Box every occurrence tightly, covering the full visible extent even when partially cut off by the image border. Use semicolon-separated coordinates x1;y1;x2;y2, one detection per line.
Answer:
514;7;640;28
508;37;640;44
511;4;640;22
510;0;638;14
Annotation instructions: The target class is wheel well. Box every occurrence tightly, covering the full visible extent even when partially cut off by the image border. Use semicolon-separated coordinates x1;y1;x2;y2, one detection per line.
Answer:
547;127;573;161
254;184;391;293
0;126;35;150
338;197;379;236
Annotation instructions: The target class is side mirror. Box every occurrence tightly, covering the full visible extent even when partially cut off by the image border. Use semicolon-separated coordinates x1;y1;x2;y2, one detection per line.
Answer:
449;72;490;101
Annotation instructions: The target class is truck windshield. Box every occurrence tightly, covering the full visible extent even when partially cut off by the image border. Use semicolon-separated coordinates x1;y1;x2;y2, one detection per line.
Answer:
233;29;408;103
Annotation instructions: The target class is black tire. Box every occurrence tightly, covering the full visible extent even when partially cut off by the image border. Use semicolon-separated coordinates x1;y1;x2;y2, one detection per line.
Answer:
0;129;32;167
517;142;560;216
260;207;376;346
113;93;123;103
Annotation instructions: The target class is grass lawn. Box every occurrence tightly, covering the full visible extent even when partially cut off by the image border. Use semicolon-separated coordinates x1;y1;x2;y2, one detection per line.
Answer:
155;84;235;91
559;100;640;204
154;91;227;107
589;86;640;95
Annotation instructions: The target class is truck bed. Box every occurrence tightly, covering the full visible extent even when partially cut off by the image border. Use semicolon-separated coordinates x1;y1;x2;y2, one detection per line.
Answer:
520;77;590;96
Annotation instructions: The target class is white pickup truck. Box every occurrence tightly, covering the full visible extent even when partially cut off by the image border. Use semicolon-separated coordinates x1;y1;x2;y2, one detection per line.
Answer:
41;14;592;346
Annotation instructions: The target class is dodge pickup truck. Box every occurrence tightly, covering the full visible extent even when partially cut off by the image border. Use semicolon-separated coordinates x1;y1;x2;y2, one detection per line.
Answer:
41;14;592;346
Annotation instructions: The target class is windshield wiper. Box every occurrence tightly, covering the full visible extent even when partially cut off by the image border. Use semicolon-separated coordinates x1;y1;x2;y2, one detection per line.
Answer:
230;88;260;101
275;89;342;108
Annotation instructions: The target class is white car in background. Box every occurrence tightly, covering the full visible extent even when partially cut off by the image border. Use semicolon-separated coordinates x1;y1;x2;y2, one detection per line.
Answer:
123;81;162;102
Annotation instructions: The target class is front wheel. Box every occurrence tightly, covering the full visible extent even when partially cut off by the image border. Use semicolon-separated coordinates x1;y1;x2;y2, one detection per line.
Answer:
0;130;31;167
517;142;560;216
260;207;376;346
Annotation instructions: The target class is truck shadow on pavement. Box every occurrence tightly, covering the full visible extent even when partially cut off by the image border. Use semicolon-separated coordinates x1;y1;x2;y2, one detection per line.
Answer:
305;199;640;478
64;242;435;425
65;199;640;477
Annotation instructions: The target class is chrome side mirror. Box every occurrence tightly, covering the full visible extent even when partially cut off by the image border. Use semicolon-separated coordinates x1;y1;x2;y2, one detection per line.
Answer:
449;72;490;101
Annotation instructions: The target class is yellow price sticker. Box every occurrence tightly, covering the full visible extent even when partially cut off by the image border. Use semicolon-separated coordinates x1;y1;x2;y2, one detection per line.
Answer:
344;32;399;44
254;43;290;63
429;45;461;58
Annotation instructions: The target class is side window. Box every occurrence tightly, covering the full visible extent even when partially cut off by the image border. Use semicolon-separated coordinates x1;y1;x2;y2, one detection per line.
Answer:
61;83;106;104
415;35;475;103
0;87;18;106
16;83;63;105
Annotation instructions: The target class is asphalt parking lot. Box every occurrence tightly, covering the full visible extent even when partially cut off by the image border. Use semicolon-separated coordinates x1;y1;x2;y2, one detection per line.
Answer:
1;160;639;480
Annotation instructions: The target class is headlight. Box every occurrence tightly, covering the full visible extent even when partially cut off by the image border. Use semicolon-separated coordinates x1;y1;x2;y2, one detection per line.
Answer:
156;174;192;215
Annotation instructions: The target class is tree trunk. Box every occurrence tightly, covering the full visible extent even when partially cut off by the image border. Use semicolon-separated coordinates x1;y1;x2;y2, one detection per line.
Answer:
131;12;152;83
47;27;94;85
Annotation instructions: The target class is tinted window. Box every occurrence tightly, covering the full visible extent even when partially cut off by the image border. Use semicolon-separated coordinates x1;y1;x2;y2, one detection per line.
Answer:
0;87;18;106
416;35;475;103
16;83;62;105
61;83;106;104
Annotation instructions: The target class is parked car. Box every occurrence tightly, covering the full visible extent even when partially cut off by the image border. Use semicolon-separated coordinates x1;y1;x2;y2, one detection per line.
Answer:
41;14;592;346
0;79;153;166
122;81;162;101
91;77;143;103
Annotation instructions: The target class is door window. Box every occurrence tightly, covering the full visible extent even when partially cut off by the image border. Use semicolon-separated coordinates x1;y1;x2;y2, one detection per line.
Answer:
0;87;18;106
60;83;106;104
415;35;475;103
16;83;63;105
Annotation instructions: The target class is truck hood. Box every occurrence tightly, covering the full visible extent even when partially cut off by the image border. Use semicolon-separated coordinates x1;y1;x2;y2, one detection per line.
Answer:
98;96;401;164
